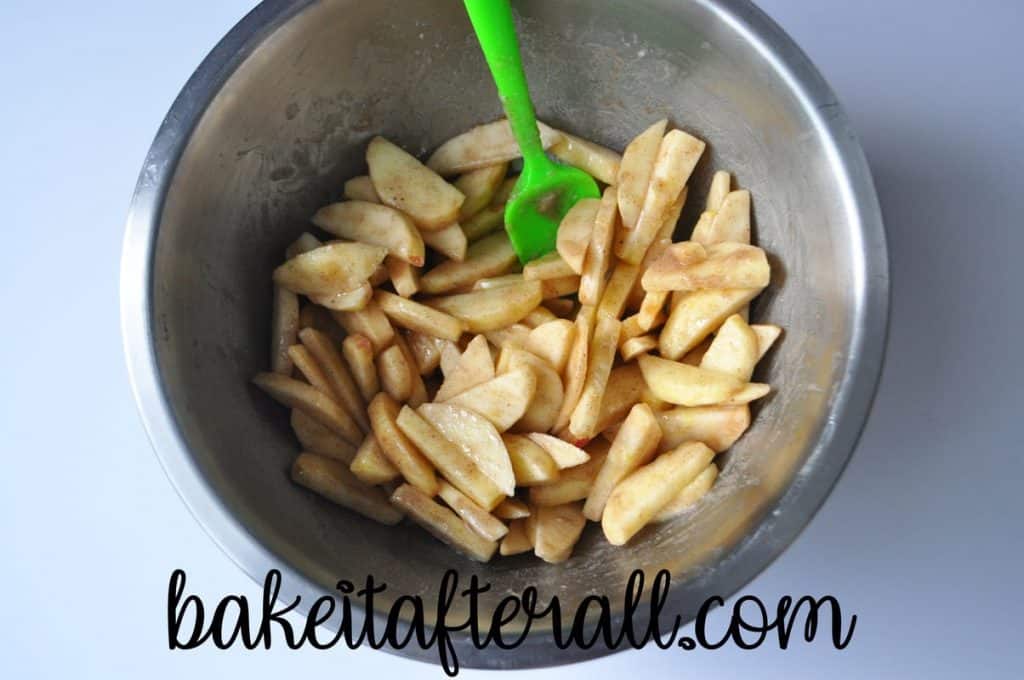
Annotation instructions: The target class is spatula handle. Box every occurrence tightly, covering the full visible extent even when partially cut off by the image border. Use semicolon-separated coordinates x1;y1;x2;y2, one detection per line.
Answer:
463;0;548;170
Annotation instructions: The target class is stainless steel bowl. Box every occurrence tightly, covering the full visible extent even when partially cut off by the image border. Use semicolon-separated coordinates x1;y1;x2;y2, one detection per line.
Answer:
121;0;888;669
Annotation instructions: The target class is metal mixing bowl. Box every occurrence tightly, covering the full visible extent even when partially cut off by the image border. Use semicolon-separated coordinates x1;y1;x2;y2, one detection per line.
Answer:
121;0;888;668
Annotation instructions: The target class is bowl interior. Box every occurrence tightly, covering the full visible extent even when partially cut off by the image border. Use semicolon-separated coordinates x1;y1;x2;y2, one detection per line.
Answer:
145;0;878;665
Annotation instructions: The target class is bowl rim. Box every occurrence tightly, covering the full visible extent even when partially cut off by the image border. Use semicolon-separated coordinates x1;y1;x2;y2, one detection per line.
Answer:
120;0;889;669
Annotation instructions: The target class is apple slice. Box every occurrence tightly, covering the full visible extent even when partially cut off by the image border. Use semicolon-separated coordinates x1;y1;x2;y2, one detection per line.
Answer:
638;355;747;407
526;433;589;469
700;313;759;380
549;131;621;185
497;347;564;433
421;222;468;262
656;405;751;453
442;368;537;433
291;453;403;526
503;434;560;486
616;119;667;230
556;197;599;274
434;334;494;402
420;231;517;294
602;442;715;545
428;281;543;333
418;402;516;496
312;201;425;266
367;136;465;230
273;242;387;296
455;163;508;221
343;175;381;203
525;319;576;374
705;171;731;212
427;118;562;175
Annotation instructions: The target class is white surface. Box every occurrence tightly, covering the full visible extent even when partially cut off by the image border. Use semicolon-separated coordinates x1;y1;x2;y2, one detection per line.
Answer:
1;1;1021;677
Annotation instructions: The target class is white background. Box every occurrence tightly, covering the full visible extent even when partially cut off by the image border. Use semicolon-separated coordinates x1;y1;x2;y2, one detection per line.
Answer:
1;1;1021;677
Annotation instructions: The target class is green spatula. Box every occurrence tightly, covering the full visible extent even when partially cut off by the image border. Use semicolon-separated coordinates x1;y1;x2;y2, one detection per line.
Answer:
463;0;600;264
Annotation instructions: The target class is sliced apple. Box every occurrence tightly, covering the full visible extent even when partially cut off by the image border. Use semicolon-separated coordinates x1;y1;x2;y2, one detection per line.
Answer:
720;382;771;405
643;242;769;292
532;502;586;564
442;368;537;433
377;344;413;402
660;288;761;359
374;290;464;342
290;409;357;464
385;256;420;298
418;402;516;496
366;136;465;229
529;441;608;506
284;231;323;260
291;453;403;525
493;497;531;519
389;484;497;563
702;189;751;245
299;327;370;432
498;347;564;433
578;185;618;305
569;315;621;439
499;518;533;556
312;201;425;266
252;372;362;446
483;323;532;350
553;305;596;434
620;334;657;361
525;319;576;374
503;433;560;486
367;393;438;496
309;283;373;312
461;204;504;242
751;324;783;360
428;280;542;333
427;118;562;175
654;462;719;522
656;405;751;453
617;129;707;264
521;306;559;328
583;404;662;521
638;354;746;406
705;171;731;212
349;433;399;485
271;285;299;375
455;163;507;221
616;119;667;230
273;242;387;296
700;313;759;380
556;197;599;274
526;433;589;469
343;175;381;203
596;262;641;320
434;334;495;402
549;130;621;185
602;441;715;545
437;481;509;541
523;251;576;280
404;331;444;376
341;334;379;402
421;222;468;262
331;299;395;354
420;231;517;294
396;406;503;510
591;363;647;435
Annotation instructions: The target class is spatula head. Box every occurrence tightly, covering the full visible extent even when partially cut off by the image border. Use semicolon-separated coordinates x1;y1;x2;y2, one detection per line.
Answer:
504;162;600;264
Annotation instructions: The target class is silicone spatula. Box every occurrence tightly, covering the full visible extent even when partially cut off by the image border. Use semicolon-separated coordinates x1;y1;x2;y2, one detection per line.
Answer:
463;0;600;264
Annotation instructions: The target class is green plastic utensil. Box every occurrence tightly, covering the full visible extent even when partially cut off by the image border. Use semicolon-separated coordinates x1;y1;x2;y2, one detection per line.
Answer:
463;0;600;264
